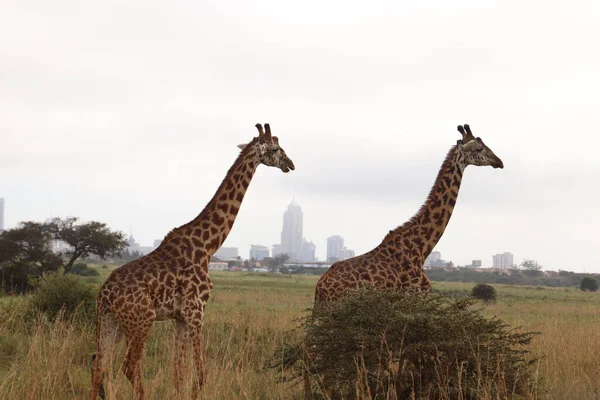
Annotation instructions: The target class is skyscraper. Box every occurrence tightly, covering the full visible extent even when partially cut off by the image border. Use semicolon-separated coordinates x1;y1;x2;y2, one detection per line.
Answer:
301;239;316;262
327;235;344;262
280;200;303;261
0;197;4;232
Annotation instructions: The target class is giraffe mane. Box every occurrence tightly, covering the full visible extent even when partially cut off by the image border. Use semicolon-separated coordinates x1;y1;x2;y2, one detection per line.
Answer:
382;145;458;242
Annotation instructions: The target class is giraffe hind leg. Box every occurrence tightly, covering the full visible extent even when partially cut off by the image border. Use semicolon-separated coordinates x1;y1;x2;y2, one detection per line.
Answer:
121;313;154;400
90;354;106;399
91;313;123;400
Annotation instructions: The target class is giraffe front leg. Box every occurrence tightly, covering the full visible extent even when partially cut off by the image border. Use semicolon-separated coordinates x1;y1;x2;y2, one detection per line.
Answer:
173;319;190;396
190;327;206;398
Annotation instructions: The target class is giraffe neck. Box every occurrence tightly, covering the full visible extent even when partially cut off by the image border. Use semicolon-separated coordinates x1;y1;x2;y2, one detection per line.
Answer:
382;145;466;259
175;140;261;256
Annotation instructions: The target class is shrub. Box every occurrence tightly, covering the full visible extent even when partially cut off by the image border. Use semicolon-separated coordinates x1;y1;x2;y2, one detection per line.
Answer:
273;288;538;399
28;272;97;324
471;283;497;303
71;263;100;277
580;277;599;292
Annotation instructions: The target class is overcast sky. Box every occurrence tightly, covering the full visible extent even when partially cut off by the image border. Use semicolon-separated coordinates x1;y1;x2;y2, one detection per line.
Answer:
2;1;599;272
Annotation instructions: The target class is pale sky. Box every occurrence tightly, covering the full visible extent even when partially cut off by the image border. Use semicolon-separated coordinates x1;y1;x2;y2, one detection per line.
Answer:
2;1;599;272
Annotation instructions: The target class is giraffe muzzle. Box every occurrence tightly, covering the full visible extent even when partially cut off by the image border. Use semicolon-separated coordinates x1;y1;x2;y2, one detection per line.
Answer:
282;159;295;173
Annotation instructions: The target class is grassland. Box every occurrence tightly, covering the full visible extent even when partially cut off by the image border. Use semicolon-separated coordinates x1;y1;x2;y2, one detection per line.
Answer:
1;268;599;399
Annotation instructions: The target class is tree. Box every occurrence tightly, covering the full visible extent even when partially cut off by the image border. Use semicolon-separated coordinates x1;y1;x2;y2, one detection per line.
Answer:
48;217;128;273
520;259;543;277
520;259;541;271
273;253;290;266
580;277;599;292
0;222;63;292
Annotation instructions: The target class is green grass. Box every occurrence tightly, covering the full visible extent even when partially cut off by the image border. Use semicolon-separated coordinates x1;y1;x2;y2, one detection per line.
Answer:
0;272;599;399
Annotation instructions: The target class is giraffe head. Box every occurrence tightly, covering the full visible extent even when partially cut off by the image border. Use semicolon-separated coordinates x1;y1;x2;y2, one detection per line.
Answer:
456;124;504;169
238;123;295;173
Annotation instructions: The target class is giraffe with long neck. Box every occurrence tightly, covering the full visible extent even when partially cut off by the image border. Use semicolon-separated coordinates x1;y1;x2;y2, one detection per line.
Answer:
314;124;503;302
90;123;295;400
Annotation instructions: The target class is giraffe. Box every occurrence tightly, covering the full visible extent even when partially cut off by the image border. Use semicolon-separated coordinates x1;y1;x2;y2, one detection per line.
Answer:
314;124;503;302
90;123;295;400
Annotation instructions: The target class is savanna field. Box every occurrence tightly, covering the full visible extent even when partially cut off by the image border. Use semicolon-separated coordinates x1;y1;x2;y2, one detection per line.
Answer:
1;267;599;399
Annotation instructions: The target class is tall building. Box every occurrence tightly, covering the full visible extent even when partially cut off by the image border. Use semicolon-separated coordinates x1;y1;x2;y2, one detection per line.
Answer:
250;245;270;261
326;235;344;262
0;197;4;232
215;246;239;260
301;239;316;262
339;247;355;261
492;252;514;270
424;251;443;268
280;200;303;261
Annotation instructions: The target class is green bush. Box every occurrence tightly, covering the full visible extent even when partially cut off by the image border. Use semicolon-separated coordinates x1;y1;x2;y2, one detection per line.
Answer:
274;288;538;399
471;283;497;303
580;277;598;292
28;272;97;324
71;263;100;277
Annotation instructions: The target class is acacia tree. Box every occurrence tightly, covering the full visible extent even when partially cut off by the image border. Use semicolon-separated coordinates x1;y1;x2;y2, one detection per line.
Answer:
520;259;541;271
47;217;128;273
520;259;543;277
0;222;63;292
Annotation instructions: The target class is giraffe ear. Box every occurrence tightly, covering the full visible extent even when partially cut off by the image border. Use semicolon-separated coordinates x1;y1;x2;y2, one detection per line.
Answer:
237;143;247;150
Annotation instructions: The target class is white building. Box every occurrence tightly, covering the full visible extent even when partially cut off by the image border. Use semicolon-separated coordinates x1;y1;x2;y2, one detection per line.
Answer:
301;239;317;262
339;247;355;261
492;252;514;270
250;245;270;261
280;200;303;261
208;262;229;271
424;251;442;267
215;247;239;260
326;235;344;262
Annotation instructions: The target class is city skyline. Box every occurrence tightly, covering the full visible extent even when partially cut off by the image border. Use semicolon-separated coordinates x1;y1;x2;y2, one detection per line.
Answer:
0;195;552;271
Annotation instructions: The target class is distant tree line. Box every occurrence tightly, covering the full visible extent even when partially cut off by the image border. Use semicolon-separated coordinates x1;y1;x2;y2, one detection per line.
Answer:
426;266;598;289
0;217;128;293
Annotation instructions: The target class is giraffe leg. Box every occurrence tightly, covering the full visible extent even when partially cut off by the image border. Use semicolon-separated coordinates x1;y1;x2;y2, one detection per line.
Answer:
121;309;154;400
173;319;190;396
190;327;205;399
91;313;123;400
123;332;150;400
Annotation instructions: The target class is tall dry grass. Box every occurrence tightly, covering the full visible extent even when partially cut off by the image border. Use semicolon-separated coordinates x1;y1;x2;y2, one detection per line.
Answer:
0;272;598;399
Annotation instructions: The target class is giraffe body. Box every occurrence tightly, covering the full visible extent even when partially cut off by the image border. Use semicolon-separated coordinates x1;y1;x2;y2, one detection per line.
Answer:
90;124;294;399
314;124;503;302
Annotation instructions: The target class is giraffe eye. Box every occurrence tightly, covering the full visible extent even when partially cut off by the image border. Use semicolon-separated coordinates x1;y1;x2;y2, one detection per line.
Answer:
476;148;483;152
